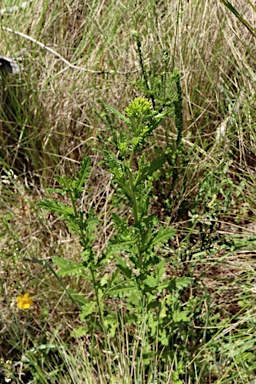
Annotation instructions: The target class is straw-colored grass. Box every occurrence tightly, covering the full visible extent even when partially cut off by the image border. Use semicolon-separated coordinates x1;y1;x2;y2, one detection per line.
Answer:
0;0;255;382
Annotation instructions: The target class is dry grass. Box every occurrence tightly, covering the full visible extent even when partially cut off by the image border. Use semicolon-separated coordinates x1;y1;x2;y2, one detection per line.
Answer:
0;1;255;175
0;0;255;382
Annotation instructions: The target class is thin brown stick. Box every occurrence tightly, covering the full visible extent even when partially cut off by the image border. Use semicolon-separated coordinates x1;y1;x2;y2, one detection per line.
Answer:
1;26;139;75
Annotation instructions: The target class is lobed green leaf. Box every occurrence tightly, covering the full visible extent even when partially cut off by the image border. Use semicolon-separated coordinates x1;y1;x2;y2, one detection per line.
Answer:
37;198;74;217
52;256;86;277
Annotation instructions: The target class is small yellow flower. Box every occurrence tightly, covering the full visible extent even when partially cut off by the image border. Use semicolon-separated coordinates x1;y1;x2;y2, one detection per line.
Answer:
17;293;33;309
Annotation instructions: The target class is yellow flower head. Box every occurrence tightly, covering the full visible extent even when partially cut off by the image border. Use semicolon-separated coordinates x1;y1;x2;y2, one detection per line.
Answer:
17;293;33;309
125;97;153;119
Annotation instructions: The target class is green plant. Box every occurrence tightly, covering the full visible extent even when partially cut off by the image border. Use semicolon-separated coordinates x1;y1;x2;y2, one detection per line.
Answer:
132;31;187;197
36;96;194;373
1;1;255;381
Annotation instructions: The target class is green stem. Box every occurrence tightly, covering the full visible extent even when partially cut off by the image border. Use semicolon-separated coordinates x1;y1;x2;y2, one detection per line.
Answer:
69;190;103;326
127;149;145;269
128;149;139;226
69;190;88;251
90;266;104;325
70;191;78;216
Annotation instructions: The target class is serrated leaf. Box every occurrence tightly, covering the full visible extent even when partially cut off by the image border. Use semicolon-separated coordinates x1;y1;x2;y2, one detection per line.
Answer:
147;156;166;175
172;310;190;322
157;280;171;290
66;218;80;234
116;258;132;279
37;199;73;217
168;277;192;291
100;274;110;286
159;329;169;345
80;301;97;321
155;260;166;280
52;256;85;277
151;227;176;247
103;313;119;338
73;157;91;197
127;291;140;306
175;277;192;289
159;302;167;319
115;179;132;199
108;238;137;254
111;213;130;233
136;156;166;185
108;283;137;296
54;175;72;190
45;188;67;196
70;326;88;338
144;276;158;288
141;226;175;252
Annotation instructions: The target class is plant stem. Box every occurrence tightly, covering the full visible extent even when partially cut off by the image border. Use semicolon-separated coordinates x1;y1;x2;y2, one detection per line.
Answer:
128;149;139;226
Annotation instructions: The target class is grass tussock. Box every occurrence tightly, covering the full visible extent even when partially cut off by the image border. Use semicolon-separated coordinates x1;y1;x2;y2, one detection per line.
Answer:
0;0;256;383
